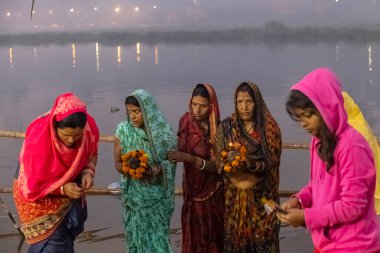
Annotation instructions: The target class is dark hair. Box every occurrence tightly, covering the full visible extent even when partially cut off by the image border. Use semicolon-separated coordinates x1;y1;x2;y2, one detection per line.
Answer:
125;96;140;107
286;90;337;171
55;112;87;129
236;82;255;99
192;84;210;100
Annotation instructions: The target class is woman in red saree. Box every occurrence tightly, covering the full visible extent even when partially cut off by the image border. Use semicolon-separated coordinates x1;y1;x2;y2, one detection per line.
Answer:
13;93;99;253
167;83;224;253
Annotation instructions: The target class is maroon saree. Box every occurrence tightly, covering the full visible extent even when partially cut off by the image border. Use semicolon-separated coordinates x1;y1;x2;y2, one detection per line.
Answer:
178;83;224;253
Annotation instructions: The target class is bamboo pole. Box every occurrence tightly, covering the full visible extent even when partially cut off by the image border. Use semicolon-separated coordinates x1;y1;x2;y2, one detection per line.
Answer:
0;187;296;198
0;130;310;149
0;130;114;143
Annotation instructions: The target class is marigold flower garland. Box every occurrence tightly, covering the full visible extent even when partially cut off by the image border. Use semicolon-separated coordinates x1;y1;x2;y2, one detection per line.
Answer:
220;143;247;173
122;149;149;179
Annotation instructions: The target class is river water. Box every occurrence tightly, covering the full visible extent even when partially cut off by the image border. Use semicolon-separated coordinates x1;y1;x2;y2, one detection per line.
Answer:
1;36;380;252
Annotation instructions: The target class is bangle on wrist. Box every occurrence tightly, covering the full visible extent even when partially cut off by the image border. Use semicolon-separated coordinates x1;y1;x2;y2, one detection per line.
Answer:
194;156;202;169
85;162;96;176
60;185;65;195
199;159;206;171
82;168;95;177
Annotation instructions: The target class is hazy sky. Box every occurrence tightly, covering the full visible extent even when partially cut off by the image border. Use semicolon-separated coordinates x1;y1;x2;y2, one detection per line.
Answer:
1;0;380;33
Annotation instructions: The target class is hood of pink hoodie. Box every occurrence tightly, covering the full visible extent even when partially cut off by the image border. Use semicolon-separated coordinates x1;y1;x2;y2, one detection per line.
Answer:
291;68;348;137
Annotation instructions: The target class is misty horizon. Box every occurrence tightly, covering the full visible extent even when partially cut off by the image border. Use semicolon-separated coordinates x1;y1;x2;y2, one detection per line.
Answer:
1;22;380;47
1;0;380;34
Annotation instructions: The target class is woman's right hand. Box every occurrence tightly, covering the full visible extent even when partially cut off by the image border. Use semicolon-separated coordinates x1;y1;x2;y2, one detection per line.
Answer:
63;182;83;199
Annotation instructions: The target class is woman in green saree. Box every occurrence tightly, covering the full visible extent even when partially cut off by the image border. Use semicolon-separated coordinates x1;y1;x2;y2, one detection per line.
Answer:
114;89;177;253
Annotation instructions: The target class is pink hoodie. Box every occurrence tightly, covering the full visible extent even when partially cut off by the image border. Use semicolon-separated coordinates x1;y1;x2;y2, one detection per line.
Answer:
292;68;380;252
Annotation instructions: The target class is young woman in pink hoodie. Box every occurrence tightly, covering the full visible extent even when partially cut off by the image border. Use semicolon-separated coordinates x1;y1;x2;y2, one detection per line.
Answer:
278;68;380;252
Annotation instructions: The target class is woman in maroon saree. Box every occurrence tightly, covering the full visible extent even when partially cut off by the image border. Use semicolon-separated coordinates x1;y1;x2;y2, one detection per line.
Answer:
167;83;224;253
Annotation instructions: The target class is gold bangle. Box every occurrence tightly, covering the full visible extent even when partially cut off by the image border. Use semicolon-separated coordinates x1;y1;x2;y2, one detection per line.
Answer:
60;185;65;195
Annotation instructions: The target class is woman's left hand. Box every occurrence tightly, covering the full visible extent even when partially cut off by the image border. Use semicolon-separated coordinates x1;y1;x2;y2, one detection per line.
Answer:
81;172;94;190
166;151;188;163
276;208;305;228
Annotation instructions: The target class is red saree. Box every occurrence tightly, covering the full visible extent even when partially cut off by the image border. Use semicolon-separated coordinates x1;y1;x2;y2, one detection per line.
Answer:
178;84;224;253
13;93;99;244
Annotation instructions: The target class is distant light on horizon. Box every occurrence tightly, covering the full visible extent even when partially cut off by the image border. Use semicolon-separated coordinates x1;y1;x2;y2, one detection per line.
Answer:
153;5;157;9
70;8;75;13
135;7;140;12
48;10;54;15
335;0;339;2
6;12;11;17
115;7;120;13
94;7;98;11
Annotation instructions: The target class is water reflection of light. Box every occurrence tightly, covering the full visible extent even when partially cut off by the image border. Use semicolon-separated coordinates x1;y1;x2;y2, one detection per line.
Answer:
9;48;13;68
335;44;339;62
117;46;121;66
368;45;373;85
368;45;372;72
72;43;76;68
34;47;37;64
155;46;159;65
95;42;100;71
136;42;141;63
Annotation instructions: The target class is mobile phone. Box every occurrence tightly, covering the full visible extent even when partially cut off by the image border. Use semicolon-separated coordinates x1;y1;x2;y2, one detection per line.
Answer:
274;204;288;214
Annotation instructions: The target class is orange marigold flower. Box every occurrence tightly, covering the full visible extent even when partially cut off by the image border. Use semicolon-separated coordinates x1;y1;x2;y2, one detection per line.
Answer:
224;165;232;172
140;155;148;163
221;151;228;159
231;160;239;167
122;149;150;180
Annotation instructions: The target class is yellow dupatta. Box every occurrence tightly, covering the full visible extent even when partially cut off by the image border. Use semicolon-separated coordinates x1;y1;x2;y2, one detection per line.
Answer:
343;91;380;214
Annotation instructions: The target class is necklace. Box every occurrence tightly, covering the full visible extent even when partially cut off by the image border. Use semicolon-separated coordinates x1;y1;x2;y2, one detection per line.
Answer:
244;122;256;133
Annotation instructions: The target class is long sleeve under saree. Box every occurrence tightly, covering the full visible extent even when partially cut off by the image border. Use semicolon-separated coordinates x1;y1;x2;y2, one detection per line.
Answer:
115;89;177;253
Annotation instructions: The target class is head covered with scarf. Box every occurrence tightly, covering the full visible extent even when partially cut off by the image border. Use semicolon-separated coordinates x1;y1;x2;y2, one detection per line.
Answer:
216;81;282;199
116;89;177;189
178;83;220;156
18;93;99;201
